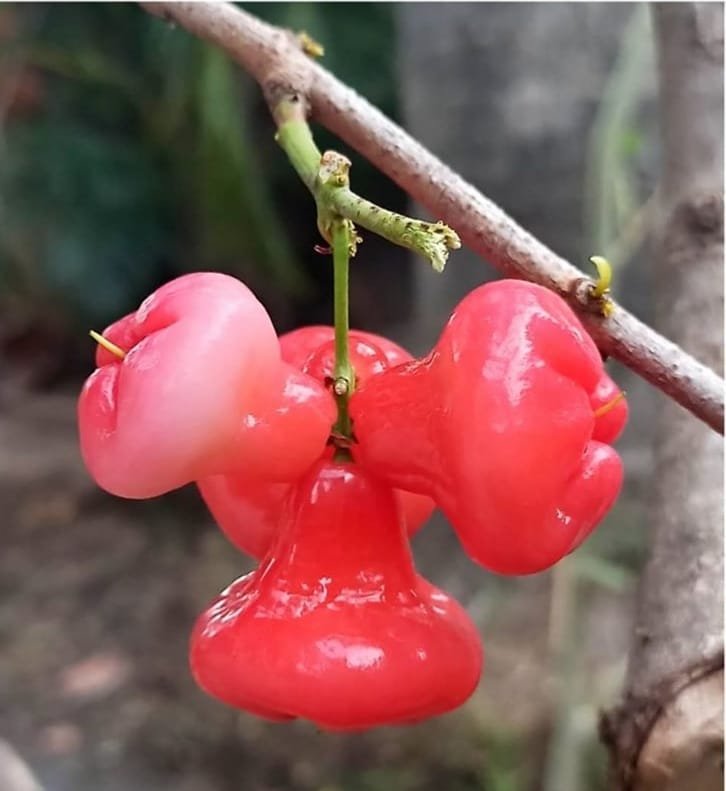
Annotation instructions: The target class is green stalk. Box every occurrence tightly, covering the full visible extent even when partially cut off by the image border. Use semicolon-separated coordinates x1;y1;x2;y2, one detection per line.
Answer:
275;118;321;192
331;218;354;456
333;190;459;273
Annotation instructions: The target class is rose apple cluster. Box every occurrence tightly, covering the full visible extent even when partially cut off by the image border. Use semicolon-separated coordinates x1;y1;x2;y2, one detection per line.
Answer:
78;271;627;730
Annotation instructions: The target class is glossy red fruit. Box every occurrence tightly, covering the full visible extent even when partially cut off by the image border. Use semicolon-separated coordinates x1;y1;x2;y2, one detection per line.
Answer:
197;475;290;559
349;280;626;575
78;273;334;498
191;461;483;730
223;363;337;482
198;327;434;557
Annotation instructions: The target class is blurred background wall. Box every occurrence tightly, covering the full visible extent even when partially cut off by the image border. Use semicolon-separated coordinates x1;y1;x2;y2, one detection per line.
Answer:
1;4;661;791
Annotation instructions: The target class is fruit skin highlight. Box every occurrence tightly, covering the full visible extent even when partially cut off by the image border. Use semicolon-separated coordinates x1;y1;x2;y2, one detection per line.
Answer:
191;460;483;731
198;326;435;558
349;279;627;575
78;273;334;499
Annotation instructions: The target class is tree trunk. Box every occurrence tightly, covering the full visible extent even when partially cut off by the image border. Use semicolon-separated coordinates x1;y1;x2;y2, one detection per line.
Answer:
601;5;724;789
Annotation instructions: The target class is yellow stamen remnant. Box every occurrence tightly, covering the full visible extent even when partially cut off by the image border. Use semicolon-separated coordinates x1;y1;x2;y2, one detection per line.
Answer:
593;391;626;418
90;330;126;360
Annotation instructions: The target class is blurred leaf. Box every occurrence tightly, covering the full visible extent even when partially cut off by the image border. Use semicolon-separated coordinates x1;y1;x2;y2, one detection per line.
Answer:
619;127;644;159
141;18;198;141
20;44;141;104
580;500;649;571
480;730;529;791
584;4;653;270
190;44;308;293
611;168;639;230
0;121;170;326
344;767;422;791
573;553;634;592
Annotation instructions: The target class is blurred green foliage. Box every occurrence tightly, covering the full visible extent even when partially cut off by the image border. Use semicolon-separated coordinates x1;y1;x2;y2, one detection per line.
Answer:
583;4;653;276
0;3;399;330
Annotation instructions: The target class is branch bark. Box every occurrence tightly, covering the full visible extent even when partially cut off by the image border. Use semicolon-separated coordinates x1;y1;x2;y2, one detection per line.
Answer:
601;5;724;789
140;0;724;434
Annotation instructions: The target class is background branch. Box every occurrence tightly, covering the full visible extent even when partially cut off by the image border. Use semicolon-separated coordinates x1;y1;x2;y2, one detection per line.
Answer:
140;0;723;435
601;4;724;789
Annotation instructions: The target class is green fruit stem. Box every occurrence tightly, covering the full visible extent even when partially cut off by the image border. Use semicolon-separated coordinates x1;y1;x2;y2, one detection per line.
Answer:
331;217;354;452
275;114;320;192
334;193;459;274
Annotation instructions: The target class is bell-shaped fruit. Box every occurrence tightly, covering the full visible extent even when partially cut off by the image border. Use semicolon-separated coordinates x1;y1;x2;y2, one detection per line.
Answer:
79;273;334;498
349;280;626;575
191;461;483;730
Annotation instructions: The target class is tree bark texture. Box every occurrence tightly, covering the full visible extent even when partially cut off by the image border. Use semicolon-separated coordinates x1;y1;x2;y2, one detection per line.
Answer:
601;5;724;790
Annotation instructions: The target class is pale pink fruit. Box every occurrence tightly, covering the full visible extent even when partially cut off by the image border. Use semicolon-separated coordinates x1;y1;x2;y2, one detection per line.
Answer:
78;273;334;498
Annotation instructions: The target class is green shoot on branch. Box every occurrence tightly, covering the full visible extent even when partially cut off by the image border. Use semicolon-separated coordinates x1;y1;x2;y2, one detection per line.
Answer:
274;100;460;273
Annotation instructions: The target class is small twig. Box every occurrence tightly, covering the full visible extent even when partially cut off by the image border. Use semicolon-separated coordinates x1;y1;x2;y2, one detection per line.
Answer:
140;0;724;434
274;98;459;271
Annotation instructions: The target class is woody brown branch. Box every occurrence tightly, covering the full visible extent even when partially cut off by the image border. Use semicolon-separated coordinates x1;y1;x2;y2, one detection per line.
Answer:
141;0;724;434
